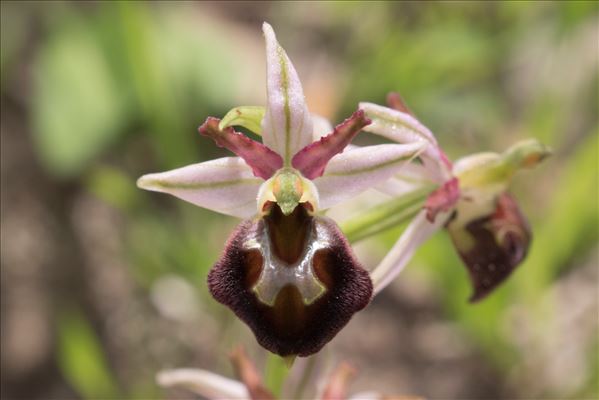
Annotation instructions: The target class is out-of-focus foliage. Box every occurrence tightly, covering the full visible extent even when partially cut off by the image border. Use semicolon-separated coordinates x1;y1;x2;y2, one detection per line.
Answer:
30;2;261;177
1;1;597;399
57;310;121;399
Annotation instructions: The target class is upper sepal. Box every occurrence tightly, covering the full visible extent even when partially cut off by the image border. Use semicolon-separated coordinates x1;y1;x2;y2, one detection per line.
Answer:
261;22;313;162
448;193;531;302
208;204;372;356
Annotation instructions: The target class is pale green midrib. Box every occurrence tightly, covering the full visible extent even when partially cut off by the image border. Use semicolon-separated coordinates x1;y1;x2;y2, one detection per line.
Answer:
278;46;292;166
325;153;414;177
346;202;423;243
341;185;432;241
369;109;434;144
150;178;261;190
393;173;429;184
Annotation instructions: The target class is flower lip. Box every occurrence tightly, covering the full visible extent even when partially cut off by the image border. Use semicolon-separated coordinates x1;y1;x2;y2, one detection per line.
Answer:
208;203;373;356
448;192;531;302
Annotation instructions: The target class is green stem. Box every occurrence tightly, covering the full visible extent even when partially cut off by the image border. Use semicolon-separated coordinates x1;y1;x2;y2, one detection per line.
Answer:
292;355;316;400
349;202;423;243
264;352;291;398
341;186;433;243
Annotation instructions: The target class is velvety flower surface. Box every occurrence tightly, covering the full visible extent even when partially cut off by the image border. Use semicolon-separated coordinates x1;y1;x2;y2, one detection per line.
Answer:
137;25;424;356
208;205;373;356
360;94;550;301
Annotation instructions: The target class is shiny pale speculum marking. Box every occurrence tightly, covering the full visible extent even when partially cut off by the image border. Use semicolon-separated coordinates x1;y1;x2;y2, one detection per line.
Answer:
243;215;329;307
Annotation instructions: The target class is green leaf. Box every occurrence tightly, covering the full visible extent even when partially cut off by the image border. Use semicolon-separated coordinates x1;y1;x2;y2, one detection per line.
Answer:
86;165;141;211
32;18;127;177
57;309;120;399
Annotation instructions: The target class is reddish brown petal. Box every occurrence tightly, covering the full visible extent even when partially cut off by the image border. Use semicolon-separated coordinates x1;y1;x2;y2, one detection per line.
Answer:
450;193;532;302
229;346;275;400
199;117;283;180
320;362;357;400
291;110;371;180
208;205;373;357
424;177;460;222
386;92;416;117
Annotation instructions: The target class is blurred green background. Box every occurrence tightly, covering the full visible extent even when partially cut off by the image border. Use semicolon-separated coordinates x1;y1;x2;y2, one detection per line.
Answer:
1;1;597;399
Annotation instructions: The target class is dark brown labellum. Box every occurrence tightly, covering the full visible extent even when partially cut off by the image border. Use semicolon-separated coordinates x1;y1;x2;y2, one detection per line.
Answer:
207;204;373;356
449;193;531;302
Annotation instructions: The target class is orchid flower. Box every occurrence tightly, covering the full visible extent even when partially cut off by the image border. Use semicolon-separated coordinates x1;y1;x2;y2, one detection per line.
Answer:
156;347;420;400
137;24;424;357
356;94;550;301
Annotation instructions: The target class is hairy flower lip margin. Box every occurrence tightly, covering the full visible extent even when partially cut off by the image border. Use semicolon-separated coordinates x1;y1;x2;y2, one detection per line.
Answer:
208;205;373;357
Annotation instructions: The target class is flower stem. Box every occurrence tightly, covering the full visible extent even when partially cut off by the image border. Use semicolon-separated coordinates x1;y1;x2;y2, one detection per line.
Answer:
341;186;433;243
264;352;291;398
292;355;317;400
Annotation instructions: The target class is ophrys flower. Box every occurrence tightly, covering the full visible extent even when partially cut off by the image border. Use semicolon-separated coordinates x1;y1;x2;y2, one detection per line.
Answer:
358;94;550;300
137;26;424;356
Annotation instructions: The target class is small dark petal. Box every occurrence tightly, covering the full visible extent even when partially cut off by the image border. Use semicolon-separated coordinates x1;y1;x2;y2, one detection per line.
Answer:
386;92;415;117
229;346;275;400
320;362;357;400
449;193;532;302
199;117;283;179
291;110;371;180
208;205;373;357
425;177;460;222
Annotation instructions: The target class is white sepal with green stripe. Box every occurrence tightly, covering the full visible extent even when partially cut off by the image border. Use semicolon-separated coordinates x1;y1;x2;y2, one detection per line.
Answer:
136;157;262;218
314;142;426;209
261;22;313;165
359;102;438;146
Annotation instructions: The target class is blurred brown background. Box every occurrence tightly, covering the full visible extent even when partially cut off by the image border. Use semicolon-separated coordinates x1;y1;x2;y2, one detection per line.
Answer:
1;1;597;399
